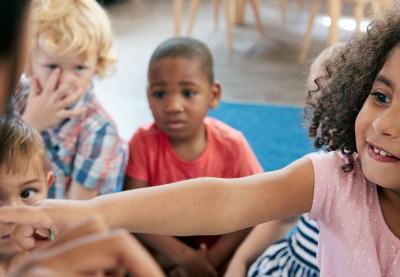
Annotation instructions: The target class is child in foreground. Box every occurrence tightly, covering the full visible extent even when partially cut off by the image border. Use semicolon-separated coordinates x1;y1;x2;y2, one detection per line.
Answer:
2;5;400;277
0;116;51;275
0;117;163;276
14;0;127;200
124;37;263;275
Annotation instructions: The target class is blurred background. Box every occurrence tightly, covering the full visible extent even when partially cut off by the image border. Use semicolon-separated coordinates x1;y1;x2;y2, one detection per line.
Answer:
94;0;387;143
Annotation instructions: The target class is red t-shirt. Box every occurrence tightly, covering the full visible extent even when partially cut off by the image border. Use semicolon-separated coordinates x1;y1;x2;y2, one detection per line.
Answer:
126;117;263;248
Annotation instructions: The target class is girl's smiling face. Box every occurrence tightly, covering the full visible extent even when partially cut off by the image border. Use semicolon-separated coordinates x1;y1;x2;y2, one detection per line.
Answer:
355;47;400;191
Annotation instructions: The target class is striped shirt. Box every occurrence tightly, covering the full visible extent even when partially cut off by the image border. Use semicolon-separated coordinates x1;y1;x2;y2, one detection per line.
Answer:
14;78;127;199
248;215;320;277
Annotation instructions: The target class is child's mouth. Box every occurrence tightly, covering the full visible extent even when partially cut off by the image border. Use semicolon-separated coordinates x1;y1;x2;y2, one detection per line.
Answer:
368;144;400;162
166;121;185;130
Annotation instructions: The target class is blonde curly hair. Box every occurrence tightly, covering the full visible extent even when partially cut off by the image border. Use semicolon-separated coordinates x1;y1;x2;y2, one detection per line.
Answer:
29;0;116;78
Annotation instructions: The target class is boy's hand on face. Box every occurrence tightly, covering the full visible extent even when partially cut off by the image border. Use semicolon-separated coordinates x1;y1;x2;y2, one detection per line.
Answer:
22;69;86;132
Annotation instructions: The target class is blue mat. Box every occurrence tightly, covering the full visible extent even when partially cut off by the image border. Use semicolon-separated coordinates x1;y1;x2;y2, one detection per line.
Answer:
209;101;315;171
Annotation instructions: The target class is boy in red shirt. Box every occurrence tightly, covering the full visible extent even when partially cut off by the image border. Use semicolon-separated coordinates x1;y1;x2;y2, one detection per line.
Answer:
124;37;263;276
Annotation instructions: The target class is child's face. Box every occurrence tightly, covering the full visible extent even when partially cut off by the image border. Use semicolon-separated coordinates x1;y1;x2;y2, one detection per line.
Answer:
147;57;221;142
30;45;97;95
355;47;400;191
0;165;50;257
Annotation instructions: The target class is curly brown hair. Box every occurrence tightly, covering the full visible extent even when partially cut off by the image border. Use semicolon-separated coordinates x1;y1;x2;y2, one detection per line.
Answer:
305;5;400;171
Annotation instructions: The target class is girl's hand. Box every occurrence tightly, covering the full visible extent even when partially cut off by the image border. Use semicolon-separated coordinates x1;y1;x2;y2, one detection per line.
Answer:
22;69;86;132
8;216;164;277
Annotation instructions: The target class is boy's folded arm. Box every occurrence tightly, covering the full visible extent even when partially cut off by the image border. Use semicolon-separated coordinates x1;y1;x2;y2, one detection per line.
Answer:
93;156;315;236
136;233;201;267
206;228;251;268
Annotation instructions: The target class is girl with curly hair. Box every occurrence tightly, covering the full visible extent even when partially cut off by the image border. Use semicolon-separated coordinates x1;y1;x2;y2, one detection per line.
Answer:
2;4;400;277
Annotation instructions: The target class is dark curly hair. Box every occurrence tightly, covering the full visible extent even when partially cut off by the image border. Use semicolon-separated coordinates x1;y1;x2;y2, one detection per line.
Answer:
305;5;400;172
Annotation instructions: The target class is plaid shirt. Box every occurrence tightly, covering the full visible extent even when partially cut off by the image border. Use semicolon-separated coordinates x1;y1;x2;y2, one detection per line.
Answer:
15;78;128;199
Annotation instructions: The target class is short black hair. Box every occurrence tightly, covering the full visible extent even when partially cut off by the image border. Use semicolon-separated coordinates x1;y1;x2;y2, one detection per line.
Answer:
148;37;214;83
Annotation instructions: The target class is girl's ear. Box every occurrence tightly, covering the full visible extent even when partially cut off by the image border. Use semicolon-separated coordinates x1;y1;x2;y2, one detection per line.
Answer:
209;81;222;109
46;171;54;189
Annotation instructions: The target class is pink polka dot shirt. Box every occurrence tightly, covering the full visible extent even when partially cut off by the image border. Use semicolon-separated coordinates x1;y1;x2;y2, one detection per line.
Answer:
309;151;400;276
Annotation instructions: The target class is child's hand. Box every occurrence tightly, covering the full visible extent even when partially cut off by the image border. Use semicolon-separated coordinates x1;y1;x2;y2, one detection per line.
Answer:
168;246;218;277
22;69;86;132
0;199;94;248
8;216;164;277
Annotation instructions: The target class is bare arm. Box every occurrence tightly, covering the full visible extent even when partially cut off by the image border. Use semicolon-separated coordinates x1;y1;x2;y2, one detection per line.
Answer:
123;177;193;266
226;217;298;274
67;181;99;200
96;156;315;235
9;216;163;277
0;157;315;241
124;177;216;272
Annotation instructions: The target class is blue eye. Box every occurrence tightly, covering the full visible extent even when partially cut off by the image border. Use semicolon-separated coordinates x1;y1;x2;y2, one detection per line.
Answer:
182;90;195;98
20;188;37;199
370;91;390;105
152;91;166;99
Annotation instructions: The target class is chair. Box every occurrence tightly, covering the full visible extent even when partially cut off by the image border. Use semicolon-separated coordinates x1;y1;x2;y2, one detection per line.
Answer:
298;0;393;64
174;0;265;49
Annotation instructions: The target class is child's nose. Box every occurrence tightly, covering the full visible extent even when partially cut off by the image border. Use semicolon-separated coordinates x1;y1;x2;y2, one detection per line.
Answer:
372;107;400;137
59;71;77;86
165;96;184;113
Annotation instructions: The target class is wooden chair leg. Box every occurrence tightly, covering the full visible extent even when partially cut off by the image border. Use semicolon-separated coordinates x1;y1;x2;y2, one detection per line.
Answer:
353;0;365;34
224;0;235;49
279;0;287;23
174;0;184;36
213;0;221;30
249;0;265;35
298;0;320;63
236;0;246;25
371;0;392;17
327;0;342;46
187;0;201;36
297;0;305;7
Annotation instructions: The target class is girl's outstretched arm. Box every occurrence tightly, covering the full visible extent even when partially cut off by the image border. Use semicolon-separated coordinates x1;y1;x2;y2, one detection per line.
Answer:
0;156;315;237
94;156;315;235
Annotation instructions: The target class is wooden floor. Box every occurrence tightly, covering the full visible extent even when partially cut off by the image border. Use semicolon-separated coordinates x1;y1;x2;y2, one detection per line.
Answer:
96;0;355;140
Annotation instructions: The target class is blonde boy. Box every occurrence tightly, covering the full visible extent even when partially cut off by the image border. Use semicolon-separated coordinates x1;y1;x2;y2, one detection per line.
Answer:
15;0;127;200
0;115;52;274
